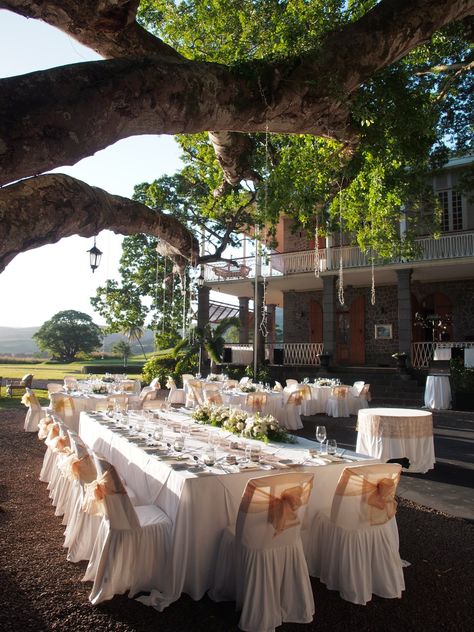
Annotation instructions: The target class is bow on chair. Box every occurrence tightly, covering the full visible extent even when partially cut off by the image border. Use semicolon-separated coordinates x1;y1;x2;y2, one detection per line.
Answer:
38;415;54;440
82;470;126;516
269;485;306;536
21;393;31;407
166;377;176;389
367;478;398;525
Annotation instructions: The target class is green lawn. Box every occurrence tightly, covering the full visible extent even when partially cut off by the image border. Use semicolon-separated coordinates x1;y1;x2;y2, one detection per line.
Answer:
0;357;146;381
0;389;49;410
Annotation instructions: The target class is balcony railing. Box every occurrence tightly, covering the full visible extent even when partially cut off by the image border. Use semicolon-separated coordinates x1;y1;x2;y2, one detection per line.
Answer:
411;341;474;369
204;231;474;282
225;342;324;366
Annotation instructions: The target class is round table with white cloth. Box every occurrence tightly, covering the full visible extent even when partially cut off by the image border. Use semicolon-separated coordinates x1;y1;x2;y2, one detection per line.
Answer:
356;407;435;473
424;376;451;410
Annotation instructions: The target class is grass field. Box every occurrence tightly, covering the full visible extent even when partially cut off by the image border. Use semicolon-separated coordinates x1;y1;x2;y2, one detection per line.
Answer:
0;358;145;381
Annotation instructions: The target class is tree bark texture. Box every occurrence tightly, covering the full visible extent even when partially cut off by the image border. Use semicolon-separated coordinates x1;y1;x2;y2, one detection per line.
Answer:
0;174;199;273
1;0;472;188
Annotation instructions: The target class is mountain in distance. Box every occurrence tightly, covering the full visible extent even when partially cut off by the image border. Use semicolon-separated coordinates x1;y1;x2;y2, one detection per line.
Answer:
0;326;156;356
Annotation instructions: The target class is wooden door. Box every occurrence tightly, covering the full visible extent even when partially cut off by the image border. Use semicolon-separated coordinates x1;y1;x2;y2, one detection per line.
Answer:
310;300;323;343
336;296;365;365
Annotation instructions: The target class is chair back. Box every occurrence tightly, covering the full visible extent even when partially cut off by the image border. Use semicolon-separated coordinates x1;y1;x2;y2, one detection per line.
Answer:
239;377;251;386
149;377;161;389
330;464;401;529
188;380;204;405
47;383;63;394
351;381;365;396
85;457;140;529
121;379;140;394
273;380;283;392
205;390;223;405
166;376;177;391
21;374;34;388
246;392;267;412
361;383;371;401
50;392;76;424
224;379;238;390
181;374;194;385
64;431;97;484
286;390;304;406
63;376;78;391
236;473;314;549
285;379;298;387
107;393;129;412
332;385;349;399
23;387;41;411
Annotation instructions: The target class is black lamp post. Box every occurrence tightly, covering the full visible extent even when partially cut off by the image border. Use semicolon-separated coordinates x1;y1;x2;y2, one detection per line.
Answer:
87;237;102;273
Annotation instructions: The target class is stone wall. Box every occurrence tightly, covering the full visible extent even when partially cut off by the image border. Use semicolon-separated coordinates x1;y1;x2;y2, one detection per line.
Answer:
281;278;474;365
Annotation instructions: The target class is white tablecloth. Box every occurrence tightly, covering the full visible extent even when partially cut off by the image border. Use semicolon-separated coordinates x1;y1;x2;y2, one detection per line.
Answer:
424;376;451;410
356;407;435;473
79;410;377;610
433;347;451;360
50;392;140;432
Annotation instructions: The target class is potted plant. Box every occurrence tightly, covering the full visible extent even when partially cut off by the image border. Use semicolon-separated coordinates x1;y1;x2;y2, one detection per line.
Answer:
392;352;411;379
317;352;331;370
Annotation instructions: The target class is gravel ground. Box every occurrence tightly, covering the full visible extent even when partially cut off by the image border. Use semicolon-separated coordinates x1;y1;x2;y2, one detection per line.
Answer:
0;408;473;632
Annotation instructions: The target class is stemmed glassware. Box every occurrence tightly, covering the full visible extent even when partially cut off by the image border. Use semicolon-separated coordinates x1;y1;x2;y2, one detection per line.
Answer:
315;425;327;454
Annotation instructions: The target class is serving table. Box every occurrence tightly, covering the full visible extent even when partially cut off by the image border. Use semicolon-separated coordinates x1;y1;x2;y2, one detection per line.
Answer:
356;407;435;473
79;409;377;610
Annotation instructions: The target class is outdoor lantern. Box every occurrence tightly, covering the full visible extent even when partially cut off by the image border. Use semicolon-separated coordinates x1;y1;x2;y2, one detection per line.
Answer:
87;237;103;273
197;267;205;287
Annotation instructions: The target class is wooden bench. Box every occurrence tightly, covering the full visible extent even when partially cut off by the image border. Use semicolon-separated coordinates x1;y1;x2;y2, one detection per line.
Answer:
5;374;33;397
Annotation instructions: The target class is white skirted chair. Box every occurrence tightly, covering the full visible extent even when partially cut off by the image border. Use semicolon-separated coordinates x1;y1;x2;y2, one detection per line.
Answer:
348;383;371;415
306;463;405;606
82;457;171;604
224;379;239;390
187;380;204;407
63;434;102;563
120;379;141;395
166;376;186;405
245;392;267;414
49;392;77;427
22;388;49;433
63;375;79;391
38;414;61;483
209;472;315;632
326;385;350;418
272;380;283;392
280;388;304;430
285;379;299;387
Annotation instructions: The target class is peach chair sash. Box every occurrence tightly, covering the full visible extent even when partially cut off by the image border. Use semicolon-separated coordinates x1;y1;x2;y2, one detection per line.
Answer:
22;388;41;410
287;390;304;406
51;394;76;416
273;381;283;392
62;453;97;484
44;422;61;448
333;385;349;399
361;384;371;401
241;477;313;537
82;469;126;517
38;414;55;440
166;376;176;390
246;392;267;412
333;464;401;526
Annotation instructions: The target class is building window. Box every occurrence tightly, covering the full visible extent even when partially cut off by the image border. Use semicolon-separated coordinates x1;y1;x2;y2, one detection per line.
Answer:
438;190;464;232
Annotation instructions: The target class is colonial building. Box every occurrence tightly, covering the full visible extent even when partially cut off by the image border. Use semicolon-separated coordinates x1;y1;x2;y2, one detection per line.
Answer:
201;156;474;369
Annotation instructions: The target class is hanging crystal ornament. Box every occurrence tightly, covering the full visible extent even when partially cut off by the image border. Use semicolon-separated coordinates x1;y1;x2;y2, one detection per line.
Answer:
337;189;345;306
181;271;187;339
371;258;376;306
258;122;270;338
314;219;320;277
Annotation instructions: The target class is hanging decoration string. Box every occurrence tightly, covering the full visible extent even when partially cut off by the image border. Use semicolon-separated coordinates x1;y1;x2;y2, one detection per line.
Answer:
337;188;345;306
314;217;320;277
370;176;379;306
259;121;270;338
161;256;167;334
371;258;376;306
181;272;187;340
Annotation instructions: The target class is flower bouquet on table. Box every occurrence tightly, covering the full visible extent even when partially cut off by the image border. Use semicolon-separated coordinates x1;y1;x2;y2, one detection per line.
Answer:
207;373;220;382
240;383;257;393
92;383;108;395
222;409;248;435
242;413;296;444
102;373;114;383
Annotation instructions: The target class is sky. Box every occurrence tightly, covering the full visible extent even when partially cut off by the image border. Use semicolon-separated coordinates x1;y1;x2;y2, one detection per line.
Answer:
0;10;184;328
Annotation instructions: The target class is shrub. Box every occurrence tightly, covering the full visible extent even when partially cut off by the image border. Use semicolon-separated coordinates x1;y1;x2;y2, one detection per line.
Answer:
142;353;198;386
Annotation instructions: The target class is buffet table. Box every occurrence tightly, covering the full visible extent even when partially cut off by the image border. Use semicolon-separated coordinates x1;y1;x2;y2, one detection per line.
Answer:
356;407;435;473
79;410;377;610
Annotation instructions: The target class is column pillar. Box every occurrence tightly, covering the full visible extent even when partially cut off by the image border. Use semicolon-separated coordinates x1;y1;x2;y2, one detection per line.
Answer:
322;275;337;356
397;268;412;357
197;285;210;374
238;296;250;343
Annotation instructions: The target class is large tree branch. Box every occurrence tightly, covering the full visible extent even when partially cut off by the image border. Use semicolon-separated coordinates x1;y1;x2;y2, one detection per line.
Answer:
0;173;199;273
1;0;472;190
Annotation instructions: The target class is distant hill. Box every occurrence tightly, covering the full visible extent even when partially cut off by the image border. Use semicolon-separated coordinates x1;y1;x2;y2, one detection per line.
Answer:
0;326;156;356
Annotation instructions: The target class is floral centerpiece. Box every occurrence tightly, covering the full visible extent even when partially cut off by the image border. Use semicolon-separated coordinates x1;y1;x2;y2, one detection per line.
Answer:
92;383;108;394
102;373;115;383
191;404;295;443
240;383;257;393
314;378;340;387
207;373;220;382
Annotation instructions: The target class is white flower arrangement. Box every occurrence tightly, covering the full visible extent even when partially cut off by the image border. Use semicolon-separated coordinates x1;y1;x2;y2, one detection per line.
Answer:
314;378;340;387
92;383;108;394
207;374;220;381
240;383;257;393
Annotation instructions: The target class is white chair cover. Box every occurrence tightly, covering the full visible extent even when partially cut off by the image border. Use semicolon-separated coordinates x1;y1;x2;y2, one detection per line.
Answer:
23;388;48;433
49;392;77;428
82;458;171;604
326;385;350;418
280;388;304;430
210;472;315;632
166;376;186;405
47;382;63;394
306;463;405;605
348;383;371;415
239;377;251;386
285;379;298;387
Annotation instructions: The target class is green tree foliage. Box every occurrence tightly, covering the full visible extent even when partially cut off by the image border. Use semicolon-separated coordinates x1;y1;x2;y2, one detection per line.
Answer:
112;340;132;367
33;310;102;361
137;0;473;258
91;234;184;344
174;317;241;372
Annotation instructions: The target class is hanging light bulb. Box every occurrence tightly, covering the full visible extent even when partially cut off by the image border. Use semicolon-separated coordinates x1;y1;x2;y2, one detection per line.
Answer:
87;237;102;273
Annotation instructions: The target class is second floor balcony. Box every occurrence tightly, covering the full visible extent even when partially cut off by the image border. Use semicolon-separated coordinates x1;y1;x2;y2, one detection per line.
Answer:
204;230;474;284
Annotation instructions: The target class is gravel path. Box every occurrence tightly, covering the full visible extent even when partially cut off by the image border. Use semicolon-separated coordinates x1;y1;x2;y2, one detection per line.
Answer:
0;408;473;632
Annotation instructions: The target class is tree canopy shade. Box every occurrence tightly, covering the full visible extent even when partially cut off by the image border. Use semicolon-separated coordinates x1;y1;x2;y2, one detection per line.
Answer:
33;310;103;361
0;0;473;269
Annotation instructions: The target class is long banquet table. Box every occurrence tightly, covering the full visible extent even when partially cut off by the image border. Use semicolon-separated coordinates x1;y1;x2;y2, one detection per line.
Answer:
79;409;378;610
356;407;435;474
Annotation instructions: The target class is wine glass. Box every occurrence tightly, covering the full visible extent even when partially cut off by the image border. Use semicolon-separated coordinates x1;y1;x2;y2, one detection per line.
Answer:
315;425;327;454
153;426;163;445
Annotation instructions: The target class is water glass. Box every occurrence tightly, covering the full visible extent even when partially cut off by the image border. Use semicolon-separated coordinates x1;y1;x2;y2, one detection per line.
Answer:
153;426;164;445
173;434;185;452
203;446;216;466
327;439;337;455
